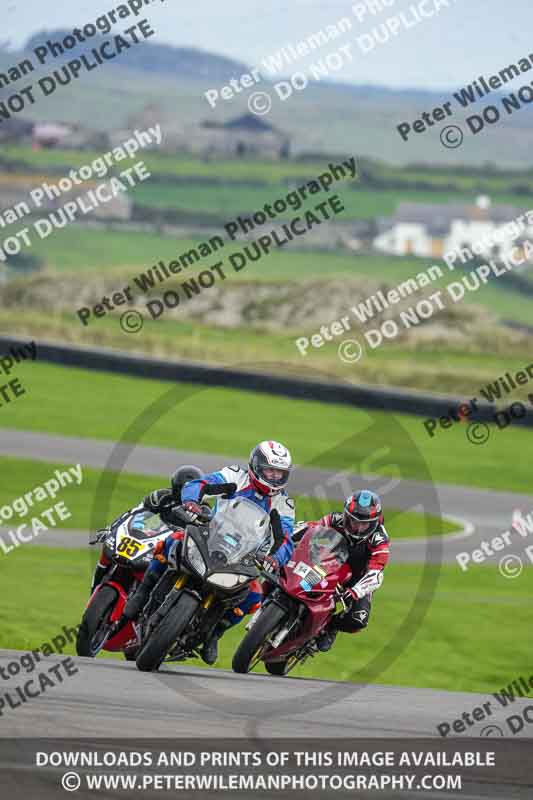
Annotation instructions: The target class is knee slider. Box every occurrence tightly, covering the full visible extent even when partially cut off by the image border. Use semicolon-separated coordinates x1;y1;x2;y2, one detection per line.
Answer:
350;608;369;629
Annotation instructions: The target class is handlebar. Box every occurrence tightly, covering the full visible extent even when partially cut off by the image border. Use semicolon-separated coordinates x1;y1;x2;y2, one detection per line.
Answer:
89;528;111;546
334;584;349;612
161;503;212;527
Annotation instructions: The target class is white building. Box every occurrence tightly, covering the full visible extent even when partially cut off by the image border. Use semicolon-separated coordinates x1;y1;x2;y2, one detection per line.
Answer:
374;197;533;265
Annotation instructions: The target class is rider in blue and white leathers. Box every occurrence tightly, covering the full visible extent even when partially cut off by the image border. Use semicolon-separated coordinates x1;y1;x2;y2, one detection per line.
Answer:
182;468;294;563
180;441;295;662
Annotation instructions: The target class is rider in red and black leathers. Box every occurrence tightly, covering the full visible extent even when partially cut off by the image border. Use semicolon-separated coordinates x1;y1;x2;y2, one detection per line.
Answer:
296;489;390;651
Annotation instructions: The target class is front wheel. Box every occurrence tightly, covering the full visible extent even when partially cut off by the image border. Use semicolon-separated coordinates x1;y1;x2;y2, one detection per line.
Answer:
76;585;118;657
232;603;287;674
136;592;199;672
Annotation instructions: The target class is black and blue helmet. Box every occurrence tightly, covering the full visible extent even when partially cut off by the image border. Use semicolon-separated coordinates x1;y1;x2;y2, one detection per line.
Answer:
343;490;382;540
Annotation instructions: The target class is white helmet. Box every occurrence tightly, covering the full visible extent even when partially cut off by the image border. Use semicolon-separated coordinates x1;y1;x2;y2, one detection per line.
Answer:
248;440;292;496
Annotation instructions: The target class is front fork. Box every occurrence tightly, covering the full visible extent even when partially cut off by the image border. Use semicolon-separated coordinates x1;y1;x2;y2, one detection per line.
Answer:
172;573;216;610
145;573;216;635
246;592;302;650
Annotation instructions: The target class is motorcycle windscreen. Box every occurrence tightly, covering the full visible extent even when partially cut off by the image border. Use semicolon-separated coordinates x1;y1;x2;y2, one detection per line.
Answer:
127;510;173;540
302;526;350;574
206;497;271;566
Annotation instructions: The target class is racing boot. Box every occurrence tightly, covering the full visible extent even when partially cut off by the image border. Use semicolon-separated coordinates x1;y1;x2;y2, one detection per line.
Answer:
201;620;232;665
110;570;159;637
125;570;159;619
316;624;338;653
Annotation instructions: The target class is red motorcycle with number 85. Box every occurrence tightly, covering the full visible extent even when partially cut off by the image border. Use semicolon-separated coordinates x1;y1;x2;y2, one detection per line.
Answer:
76;508;177;659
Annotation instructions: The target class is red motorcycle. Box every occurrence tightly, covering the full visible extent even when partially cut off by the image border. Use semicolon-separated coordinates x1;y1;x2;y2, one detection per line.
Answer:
232;524;352;676
76;508;177;659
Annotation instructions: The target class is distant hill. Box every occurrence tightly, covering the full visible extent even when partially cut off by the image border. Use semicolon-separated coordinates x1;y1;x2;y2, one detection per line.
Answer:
23;31;250;81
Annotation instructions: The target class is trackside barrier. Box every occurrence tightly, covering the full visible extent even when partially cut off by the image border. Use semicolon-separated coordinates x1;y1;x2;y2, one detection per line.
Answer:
1;335;532;427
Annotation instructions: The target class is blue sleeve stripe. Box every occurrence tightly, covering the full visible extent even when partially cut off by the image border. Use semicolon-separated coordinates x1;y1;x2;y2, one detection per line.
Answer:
279;514;294;534
274;516;295;566
205;471;226;485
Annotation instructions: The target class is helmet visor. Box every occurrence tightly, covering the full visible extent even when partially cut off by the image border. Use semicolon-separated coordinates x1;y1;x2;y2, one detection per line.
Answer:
258;466;289;489
343;510;377;537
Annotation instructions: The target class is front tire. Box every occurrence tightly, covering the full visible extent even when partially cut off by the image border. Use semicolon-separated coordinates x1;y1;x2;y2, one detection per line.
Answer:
136;592;199;672
76;585;118;657
232;603;287;674
265;659;290;676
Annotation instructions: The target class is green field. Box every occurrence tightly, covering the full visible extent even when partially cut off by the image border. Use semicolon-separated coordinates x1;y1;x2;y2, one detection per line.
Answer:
0;456;456;538
369;160;533;194
132;182;528;219
0;457;157;533
2;360;531;494
0;546;528;695
2;143;532;225
4;143;533;192
0;145;332;184
4;155;532;230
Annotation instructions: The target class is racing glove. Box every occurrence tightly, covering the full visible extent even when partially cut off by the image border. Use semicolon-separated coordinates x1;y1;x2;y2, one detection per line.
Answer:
181;501;211;523
144;488;174;513
262;555;280;576
342;586;359;604
349;569;384;601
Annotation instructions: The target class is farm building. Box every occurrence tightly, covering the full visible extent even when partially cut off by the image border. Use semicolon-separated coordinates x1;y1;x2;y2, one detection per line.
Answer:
124;106;290;159
374;196;533;265
186;113;291;159
33;123;109;150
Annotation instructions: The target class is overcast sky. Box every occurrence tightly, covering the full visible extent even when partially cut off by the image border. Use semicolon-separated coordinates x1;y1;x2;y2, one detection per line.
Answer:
4;0;532;90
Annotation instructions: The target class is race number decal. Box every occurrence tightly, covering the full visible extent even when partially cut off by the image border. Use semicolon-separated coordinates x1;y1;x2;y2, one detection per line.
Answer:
117;535;145;559
295;561;327;591
294;562;326;579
